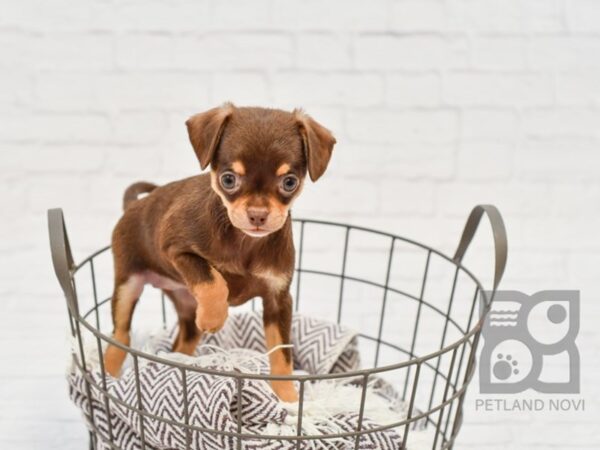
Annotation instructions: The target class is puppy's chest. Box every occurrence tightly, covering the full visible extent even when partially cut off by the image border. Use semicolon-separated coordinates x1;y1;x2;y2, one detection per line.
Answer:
209;239;293;279
216;261;290;288
207;235;294;297
213;258;292;301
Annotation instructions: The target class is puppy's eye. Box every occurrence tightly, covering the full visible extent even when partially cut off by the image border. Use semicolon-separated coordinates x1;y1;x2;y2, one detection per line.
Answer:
220;171;240;192
280;174;299;193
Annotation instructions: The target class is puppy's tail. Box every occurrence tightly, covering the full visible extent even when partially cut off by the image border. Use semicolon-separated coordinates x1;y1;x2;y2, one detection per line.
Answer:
123;181;158;210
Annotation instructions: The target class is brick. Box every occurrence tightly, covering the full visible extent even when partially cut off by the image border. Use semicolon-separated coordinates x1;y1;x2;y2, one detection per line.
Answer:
32;33;114;70
529;37;600;70
105;144;164;176
272;73;384;107
381;180;436;215
158;112;206;176
0;70;33;110
566;0;600;32
296;34;352;70
516;138;600;182
34;73;97;111
437;182;551;218
457;141;514;181
336;142;455;181
271;0;387;31
523;108;600;139
0;180;28;218
390;0;447;32
36;113;111;143
502;249;567;282
471;37;527;70
0;112;111;143
113;111;168;144
444;72;554;106
355;35;469;70
0;32;33;69
385;73;442;107
115;0;211;32
445;0;525;32
93;73;211;110
87;175;139;213
568;252;600;282
346;109;458;144
0;224;41;265
556;72;600;106
210;0;271;30
36;71;210;111
212;73;269;105
524;0;565;32
10;145;106;173
116;34;174;70
294;177;379;217
0;0;114;32
66;210;117;255
172;34;293;70
548;185;600;217
461;109;519;140
361;215;460;251
26;174;91;213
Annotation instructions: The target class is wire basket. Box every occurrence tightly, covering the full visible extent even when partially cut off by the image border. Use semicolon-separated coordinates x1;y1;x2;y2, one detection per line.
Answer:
48;204;507;450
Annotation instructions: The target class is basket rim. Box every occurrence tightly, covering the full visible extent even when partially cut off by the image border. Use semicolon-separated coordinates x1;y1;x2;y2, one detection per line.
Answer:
69;217;490;383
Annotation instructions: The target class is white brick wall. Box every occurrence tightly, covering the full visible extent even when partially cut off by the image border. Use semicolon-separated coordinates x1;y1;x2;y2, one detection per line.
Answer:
1;0;599;448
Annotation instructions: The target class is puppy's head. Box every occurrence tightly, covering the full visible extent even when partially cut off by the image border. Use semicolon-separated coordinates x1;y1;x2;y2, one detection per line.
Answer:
186;103;336;238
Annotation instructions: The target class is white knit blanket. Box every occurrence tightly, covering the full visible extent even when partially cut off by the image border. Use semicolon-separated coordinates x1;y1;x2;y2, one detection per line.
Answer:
68;312;429;449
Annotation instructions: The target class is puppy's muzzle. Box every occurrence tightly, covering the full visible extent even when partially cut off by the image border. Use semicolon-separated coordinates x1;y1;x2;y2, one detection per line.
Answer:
247;207;269;227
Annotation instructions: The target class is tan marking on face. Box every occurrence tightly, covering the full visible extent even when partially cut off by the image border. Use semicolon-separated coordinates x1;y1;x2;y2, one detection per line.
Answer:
210;172;293;236
276;163;290;176
232;160;245;175
193;268;229;333
210;171;236;211
265;323;298;402
255;269;290;293
267;196;288;220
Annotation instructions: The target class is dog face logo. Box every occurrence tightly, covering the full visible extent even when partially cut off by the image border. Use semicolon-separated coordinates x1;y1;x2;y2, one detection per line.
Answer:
479;290;580;394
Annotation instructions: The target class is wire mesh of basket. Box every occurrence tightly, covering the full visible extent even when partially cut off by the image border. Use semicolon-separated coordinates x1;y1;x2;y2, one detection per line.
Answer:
48;204;507;450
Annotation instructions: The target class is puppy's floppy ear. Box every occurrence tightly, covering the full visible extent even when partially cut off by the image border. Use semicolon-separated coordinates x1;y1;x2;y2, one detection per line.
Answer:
186;103;234;170
294;109;336;182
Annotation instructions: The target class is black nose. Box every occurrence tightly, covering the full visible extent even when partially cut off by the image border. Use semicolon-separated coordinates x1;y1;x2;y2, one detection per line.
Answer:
247;207;269;227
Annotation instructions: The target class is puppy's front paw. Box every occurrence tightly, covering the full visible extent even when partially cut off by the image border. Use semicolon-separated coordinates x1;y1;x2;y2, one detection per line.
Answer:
195;300;229;333
271;380;299;403
192;274;229;333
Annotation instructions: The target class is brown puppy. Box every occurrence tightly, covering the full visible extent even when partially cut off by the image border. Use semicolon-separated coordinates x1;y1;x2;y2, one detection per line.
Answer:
103;104;336;402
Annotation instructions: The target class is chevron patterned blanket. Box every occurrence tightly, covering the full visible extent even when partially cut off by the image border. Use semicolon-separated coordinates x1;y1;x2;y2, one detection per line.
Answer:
69;312;425;449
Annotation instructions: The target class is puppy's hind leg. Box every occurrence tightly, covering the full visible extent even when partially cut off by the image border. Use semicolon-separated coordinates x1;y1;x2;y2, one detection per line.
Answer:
164;289;202;355
104;274;145;377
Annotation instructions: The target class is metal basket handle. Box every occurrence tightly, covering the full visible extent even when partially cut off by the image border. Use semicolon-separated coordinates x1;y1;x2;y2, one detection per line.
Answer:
48;208;78;314
453;204;507;292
